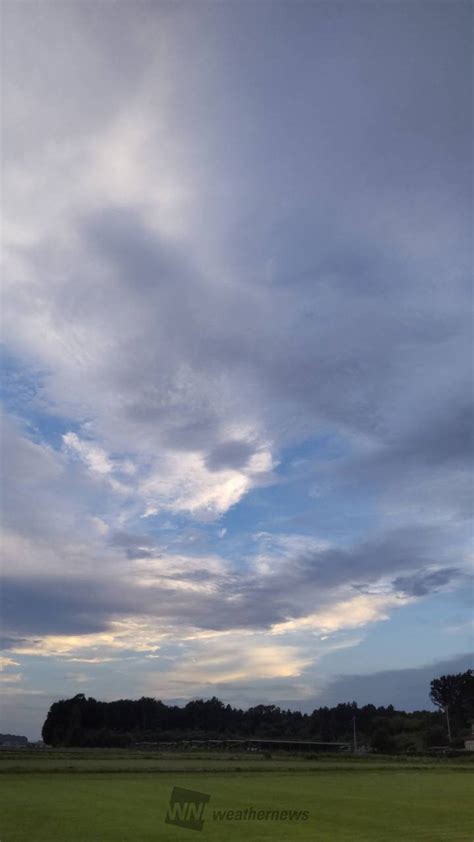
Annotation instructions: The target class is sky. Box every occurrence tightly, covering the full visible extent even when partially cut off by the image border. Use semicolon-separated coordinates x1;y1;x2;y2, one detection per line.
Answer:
1;0;472;740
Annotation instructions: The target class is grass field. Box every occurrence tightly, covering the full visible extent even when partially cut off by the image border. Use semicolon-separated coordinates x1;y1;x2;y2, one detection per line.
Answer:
1;750;472;841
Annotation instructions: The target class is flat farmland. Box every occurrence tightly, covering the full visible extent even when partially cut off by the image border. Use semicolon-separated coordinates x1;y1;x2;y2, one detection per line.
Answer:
0;750;472;841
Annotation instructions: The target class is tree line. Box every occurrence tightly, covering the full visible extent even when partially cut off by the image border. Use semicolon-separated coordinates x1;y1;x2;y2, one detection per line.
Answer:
41;669;473;752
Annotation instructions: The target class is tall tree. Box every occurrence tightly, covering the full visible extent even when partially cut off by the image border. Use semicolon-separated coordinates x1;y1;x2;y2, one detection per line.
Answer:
430;670;474;740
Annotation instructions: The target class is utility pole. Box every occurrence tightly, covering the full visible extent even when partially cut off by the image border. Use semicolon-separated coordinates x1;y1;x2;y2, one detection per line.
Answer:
445;705;452;742
352;714;357;753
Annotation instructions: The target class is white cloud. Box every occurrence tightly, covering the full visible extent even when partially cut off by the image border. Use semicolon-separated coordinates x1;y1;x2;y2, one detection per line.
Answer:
0;673;23;683
271;593;412;636
63;432;114;476
0;658;20;670
140;452;257;519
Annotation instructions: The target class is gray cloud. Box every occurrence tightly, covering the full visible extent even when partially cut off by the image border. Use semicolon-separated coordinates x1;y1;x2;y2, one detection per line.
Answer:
312;653;474;712
1;578;118;638
1;524;466;645
205;440;256;472
1;0;471;724
392;569;464;598
109;531;157;560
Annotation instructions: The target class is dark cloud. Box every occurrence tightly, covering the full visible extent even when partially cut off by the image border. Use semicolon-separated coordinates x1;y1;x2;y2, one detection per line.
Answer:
396;402;474;468
125;548;154;560
221;528;466;630
1;578;116;637
1;524;465;643
311;653;474;712
392;568;464;598
109;531;157;559
205;440;256;472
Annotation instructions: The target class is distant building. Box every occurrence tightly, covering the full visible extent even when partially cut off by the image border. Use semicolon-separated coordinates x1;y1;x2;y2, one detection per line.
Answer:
464;722;474;752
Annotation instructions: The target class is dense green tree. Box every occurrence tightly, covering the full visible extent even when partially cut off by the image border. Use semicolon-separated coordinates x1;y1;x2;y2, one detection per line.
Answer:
41;673;462;751
430;669;474;740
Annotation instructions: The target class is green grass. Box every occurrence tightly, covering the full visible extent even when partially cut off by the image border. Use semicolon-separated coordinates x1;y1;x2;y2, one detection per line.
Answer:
1;748;472;774
1;751;472;841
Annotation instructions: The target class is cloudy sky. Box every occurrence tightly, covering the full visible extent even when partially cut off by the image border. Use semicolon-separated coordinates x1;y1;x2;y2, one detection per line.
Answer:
1;0;472;738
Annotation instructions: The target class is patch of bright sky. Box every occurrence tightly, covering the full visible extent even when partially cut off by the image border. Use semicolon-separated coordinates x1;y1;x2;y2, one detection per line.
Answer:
0;348;81;446
223;435;379;549
317;586;474;678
